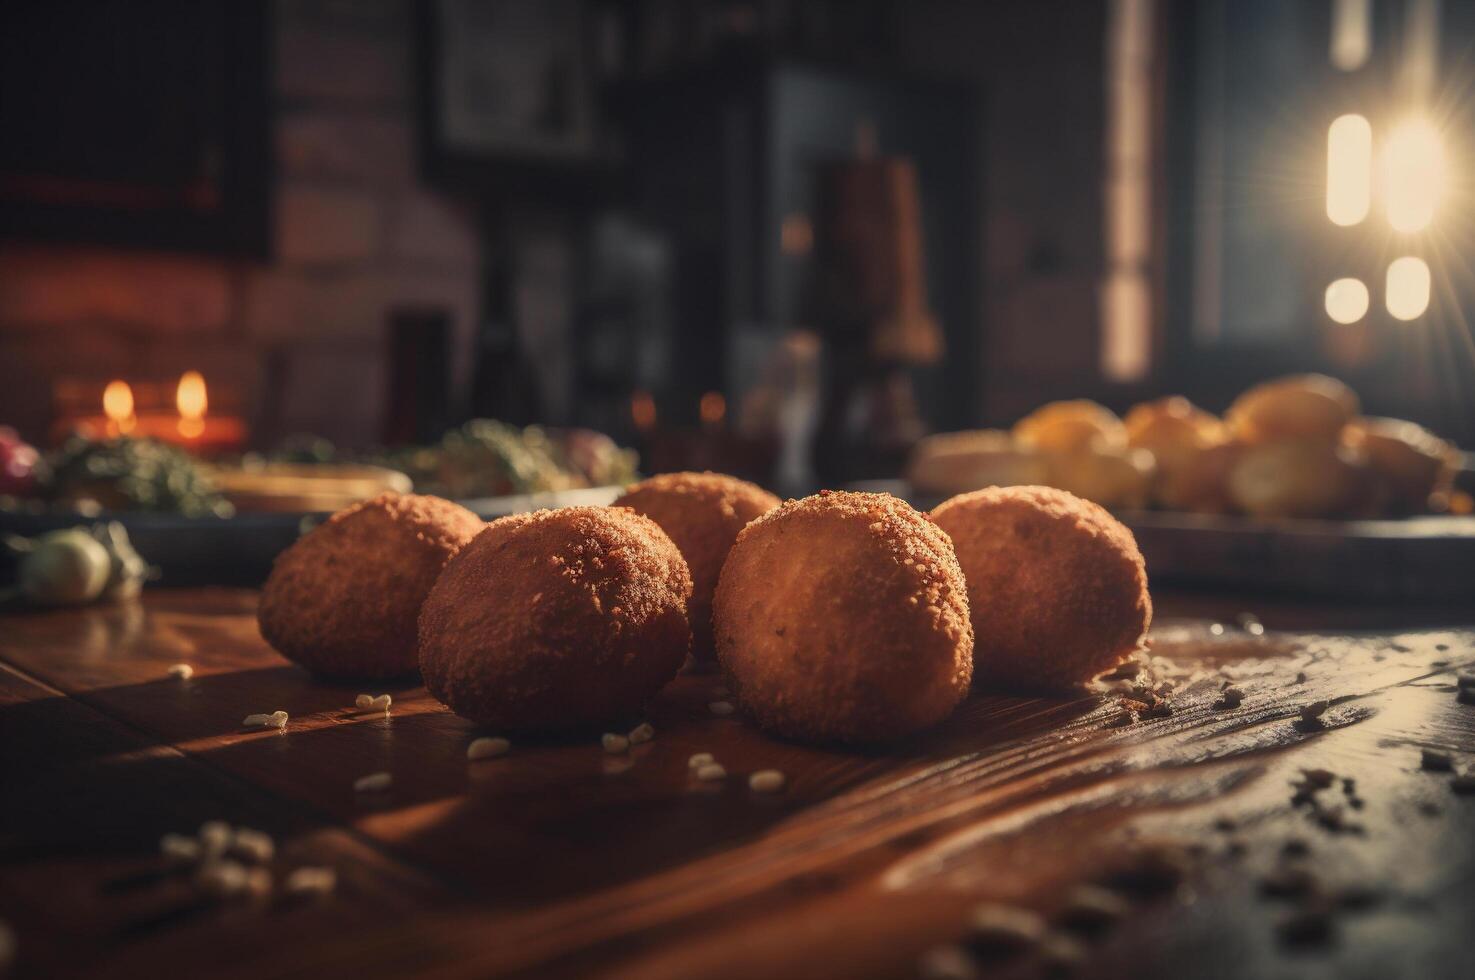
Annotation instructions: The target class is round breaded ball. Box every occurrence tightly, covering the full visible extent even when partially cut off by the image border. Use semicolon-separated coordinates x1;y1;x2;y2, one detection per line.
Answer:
932;486;1150;691
613;472;779;660
258;493;485;679
713;491;973;744
417;506;692;732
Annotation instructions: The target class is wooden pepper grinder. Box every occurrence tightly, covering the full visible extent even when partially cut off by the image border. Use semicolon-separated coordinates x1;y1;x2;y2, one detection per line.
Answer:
808;125;942;483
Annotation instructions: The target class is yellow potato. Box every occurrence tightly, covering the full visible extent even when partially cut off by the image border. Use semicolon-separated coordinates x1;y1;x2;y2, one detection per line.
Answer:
1158;441;1243;514
1013;400;1127;454
1343;416;1457;513
1045;445;1155;510
1124;397;1228;508
907;430;1052;496
1226;374;1358;444
1226;440;1361;518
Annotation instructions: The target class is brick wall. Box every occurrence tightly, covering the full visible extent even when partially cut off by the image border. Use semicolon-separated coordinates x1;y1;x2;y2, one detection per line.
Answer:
0;0;480;449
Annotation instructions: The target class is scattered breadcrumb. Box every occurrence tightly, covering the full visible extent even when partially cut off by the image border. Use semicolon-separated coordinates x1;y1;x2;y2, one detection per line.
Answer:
355;694;373;708
695;762;727;781
243;867;273;902
708;700;736;716
1037;932;1086;970
167;663;194;680
284;866;336;898
265;710;288;730
370;694;392;712
918;944;978;980
196;859;250;899
467;736;510;760
1058;884;1130;930
966;903;1046;950
1213;687;1244;710
231;828;274;863
199;821;232;858
748;769;786;793
1421;748;1453;771
628;722;655;744
688;752;715;769
242;713;272;727
354;772;392;793
160;832;202;863
602;733;630;753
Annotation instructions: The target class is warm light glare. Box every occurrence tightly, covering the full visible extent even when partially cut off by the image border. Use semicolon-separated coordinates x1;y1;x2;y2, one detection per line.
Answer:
1330;0;1372;71
102;380;136;434
1382;119;1444;232
780;214;814;255
630;390;656;431
1326;114;1372;226
1386;256;1431;320
1324;277;1370;324
699;391;726;426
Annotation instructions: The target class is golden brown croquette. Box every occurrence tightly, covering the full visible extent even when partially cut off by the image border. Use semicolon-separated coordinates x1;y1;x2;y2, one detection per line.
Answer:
258;492;485;679
417;506;692;731
931;486;1150;691
613;472;779;660
713;490;973;744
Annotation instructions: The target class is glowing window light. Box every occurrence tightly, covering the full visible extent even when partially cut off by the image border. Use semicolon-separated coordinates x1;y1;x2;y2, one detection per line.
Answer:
1324;278;1369;324
1326;114;1372;226
1386;257;1431;320
1330;0;1372;71
1382;119;1445;232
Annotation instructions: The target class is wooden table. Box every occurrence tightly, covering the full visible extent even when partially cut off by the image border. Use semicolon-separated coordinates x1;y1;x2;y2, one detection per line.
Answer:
1;589;1472;979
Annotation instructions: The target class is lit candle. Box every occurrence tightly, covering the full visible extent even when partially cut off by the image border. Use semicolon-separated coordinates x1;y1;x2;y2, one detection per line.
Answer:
102;380;136;437
176;370;207;439
700;391;726;430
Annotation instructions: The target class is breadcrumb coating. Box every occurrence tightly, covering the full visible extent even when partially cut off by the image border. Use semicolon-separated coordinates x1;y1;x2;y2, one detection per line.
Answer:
258;492;485;679
418;506;692;731
713;490;973;744
931;485;1150;691
614;472;779;659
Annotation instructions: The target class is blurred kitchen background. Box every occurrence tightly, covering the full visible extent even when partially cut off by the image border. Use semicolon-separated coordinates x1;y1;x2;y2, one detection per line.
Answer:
2;0;1473;499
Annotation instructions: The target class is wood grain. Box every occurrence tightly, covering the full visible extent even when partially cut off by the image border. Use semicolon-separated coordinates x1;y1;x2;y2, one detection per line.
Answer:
1;590;1472;979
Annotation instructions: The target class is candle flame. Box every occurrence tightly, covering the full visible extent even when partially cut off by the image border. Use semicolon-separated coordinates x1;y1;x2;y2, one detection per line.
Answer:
102;380;136;435
177;371;207;438
700;391;726;426
631;390;656;431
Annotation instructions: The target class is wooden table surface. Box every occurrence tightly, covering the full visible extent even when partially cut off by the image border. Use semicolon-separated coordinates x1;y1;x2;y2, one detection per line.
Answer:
1;589;1472;980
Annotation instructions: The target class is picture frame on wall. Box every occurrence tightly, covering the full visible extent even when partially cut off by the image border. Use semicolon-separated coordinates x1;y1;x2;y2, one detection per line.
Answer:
416;0;608;195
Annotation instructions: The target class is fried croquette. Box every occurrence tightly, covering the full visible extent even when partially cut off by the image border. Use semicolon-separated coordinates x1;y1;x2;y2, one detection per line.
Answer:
932;486;1150;692
613;472;779;660
417;506;692;731
258;492;485;679
713;491;973;744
